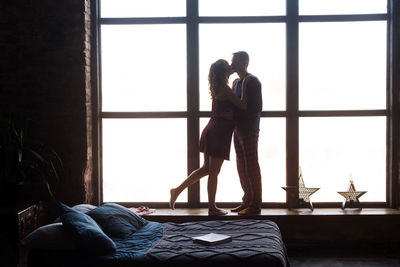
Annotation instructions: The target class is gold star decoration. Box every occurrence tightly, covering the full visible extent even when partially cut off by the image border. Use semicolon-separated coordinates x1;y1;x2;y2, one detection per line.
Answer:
282;168;320;210
337;178;367;210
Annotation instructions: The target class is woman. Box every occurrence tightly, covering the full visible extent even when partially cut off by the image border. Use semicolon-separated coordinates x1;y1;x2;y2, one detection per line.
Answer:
170;59;249;215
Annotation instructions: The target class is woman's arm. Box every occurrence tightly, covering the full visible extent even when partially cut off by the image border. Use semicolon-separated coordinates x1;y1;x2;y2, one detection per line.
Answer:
221;80;249;110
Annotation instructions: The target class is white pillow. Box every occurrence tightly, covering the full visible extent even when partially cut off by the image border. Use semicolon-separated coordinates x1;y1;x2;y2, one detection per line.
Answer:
21;222;77;250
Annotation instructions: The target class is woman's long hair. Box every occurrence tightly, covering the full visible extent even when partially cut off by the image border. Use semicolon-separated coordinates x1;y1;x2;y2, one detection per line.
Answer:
208;59;229;99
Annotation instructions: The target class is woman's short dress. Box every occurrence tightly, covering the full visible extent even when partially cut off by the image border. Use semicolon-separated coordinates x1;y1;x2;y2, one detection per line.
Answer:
199;99;235;160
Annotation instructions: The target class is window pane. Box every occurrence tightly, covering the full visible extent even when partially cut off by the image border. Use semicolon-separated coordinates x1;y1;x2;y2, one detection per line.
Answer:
199;0;285;16
101;25;186;112
199;118;286;203
299;21;386;110
102;119;187;202
299;0;387;15
199;23;286;111
100;0;186;18
299;117;386;202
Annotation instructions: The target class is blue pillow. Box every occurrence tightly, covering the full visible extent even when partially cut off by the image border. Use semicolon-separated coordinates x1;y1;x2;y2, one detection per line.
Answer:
54;203;97;223
59;202;116;254
87;202;148;239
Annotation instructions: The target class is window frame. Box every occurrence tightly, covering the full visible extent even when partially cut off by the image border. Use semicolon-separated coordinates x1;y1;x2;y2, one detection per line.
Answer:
91;0;399;209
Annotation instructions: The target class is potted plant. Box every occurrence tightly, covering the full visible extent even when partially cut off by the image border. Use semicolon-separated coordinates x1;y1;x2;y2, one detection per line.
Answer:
0;116;63;206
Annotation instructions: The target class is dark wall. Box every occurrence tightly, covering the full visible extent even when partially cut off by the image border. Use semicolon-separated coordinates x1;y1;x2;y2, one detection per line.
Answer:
0;0;91;205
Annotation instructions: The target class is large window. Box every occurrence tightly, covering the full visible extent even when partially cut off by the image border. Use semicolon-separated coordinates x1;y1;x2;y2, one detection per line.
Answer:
96;0;397;208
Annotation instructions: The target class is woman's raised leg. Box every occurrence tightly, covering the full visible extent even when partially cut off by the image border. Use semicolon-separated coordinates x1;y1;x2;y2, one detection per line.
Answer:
170;154;209;209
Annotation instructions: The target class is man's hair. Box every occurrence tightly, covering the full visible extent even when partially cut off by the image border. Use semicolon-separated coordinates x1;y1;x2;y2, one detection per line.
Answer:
233;51;249;66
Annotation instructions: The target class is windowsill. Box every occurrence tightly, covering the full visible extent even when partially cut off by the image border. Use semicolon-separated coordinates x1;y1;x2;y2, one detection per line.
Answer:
143;207;400;221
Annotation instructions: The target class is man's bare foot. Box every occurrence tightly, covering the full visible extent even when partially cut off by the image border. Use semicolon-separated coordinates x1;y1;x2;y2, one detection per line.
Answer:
208;207;228;216
170;188;178;209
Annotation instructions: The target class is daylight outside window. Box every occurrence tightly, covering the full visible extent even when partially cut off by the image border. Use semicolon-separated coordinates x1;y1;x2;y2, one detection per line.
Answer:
99;0;389;206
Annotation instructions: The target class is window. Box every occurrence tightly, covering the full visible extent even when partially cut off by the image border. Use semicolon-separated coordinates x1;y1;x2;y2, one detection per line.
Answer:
96;0;398;208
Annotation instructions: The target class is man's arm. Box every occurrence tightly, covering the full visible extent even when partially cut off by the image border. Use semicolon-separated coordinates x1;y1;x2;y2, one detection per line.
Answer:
246;77;262;113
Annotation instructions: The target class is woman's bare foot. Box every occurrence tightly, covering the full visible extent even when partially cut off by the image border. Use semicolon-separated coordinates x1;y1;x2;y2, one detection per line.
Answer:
208;207;228;216
169;188;178;209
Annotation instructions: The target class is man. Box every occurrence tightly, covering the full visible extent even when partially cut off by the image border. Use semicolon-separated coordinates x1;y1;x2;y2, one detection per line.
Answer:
229;51;262;215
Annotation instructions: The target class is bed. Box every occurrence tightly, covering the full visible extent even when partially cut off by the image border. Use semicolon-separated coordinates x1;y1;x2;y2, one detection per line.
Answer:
22;203;289;267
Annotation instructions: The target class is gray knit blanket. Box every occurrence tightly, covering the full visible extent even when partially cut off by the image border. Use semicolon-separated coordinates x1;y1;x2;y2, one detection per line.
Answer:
142;219;289;267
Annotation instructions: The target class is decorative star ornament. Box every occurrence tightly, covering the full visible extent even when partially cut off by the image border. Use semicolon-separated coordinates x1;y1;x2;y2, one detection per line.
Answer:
337;178;367;210
282;168;320;210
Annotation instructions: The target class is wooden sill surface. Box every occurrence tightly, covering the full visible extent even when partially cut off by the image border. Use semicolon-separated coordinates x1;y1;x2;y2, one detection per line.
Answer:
144;207;400;217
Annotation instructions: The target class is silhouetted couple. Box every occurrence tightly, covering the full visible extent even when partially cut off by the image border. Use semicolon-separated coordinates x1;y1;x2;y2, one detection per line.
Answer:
170;51;262;215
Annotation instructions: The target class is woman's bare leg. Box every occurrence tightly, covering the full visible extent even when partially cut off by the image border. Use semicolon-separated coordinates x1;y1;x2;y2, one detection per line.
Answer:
207;156;227;215
170;154;209;209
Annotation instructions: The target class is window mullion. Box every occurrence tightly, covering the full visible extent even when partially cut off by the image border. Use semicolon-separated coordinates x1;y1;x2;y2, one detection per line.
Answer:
388;0;399;208
286;0;299;208
97;0;104;205
187;0;200;207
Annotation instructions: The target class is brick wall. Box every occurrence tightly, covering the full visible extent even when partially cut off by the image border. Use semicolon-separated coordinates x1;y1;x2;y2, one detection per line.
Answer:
84;0;95;204
0;0;92;205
